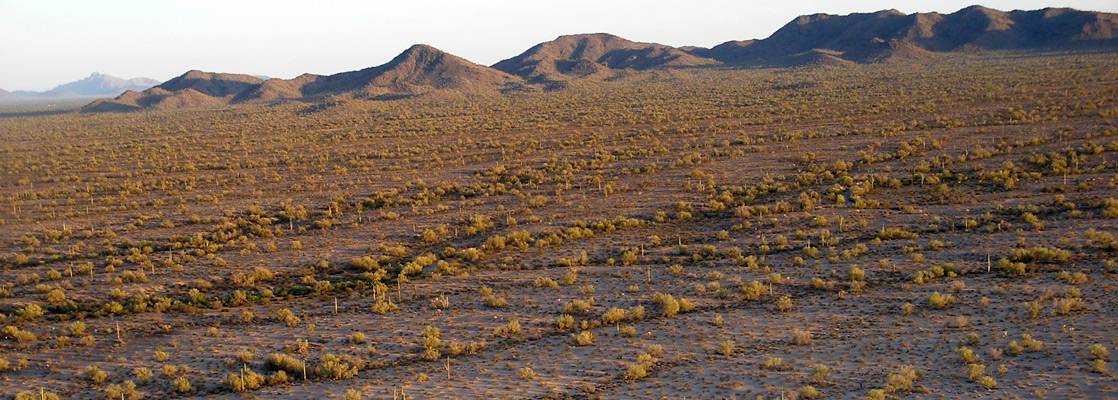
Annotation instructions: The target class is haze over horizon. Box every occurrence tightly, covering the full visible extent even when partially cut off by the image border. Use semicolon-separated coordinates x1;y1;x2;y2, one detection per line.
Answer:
3;0;1116;92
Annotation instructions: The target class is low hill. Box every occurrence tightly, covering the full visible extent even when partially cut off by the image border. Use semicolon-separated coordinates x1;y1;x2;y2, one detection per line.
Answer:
492;33;717;83
86;45;520;112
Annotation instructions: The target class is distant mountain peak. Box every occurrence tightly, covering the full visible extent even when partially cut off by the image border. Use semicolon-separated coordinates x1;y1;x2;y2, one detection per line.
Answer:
12;72;160;100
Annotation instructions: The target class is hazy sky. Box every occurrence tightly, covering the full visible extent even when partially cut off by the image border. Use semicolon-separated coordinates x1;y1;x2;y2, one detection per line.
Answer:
2;0;1116;91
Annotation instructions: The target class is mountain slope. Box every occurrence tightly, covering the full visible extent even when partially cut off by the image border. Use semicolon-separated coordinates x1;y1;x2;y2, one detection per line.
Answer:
315;44;519;94
15;73;159;99
156;70;264;97
492;33;717;82
236;44;521;102
700;6;1118;65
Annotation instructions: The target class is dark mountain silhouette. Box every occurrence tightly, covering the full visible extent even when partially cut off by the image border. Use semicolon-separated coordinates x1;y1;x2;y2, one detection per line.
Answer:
693;6;1118;65
86;44;520;112
14;72;159;99
492;33;717;83
82;6;1118;112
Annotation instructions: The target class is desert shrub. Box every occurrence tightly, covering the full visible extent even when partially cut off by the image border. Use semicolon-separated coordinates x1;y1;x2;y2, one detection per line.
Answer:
978;375;997;390
1024;300;1042;319
1101;198;1118;218
563;299;593;314
268;370;290;385
884;366;922;394
571;331;595;346
878;228;918;240
14;392;59;400
350;256;379;271
533;277;558;289
848;265;865;281
678;297;694;313
265;353;305;374
1090;359;1107;374
3;326;37;343
956;347;979;364
740;280;765;301
652;292;681;317
133;367;153;383
1021;334;1043;351
997;258;1027;277
556;314;575;331
372;300;398;314
775;296;793;313
601;307;627;325
516;367;536;380
798;385;821;399
629;305;645;320
172;377;191;393
420;326;441;360
349;332;366;345
711;340;733;358
623;363;647;381
82;365;109;385
316;353;359;380
790;329;813;346
965;363;985;381
67;321;87;336
1089;344;1109;359
809;364;830;384
927;292;955;309
103;382;139;399
1005;340;1023;356
1011;246;1071;264
482;294;507;308
223;370;265;392
1065;271;1088;285
498;319;521;337
762;357;787;370
1052;296;1084;315
275;308;300;326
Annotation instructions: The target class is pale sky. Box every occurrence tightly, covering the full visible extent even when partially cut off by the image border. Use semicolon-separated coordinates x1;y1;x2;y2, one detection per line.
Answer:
2;0;1115;91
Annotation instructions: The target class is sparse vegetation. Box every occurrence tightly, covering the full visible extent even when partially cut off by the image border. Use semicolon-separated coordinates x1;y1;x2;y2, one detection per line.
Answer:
0;30;1115;399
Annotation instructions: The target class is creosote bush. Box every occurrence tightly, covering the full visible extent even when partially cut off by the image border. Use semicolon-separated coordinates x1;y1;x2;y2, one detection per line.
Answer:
572;330;595;346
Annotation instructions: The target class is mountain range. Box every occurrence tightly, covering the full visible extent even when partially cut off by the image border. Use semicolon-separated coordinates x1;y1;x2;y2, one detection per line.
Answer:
2;72;159;102
78;5;1118;112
